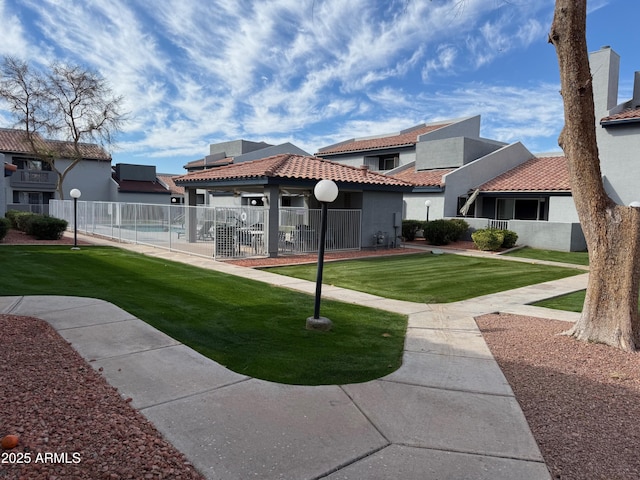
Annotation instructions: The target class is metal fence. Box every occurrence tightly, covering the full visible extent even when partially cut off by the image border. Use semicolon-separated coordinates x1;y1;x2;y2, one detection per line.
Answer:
50;201;362;259
278;208;361;254
488;219;510;230
50;200;268;259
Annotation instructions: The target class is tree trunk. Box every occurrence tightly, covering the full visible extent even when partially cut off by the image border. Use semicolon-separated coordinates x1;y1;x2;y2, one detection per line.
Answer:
550;0;640;351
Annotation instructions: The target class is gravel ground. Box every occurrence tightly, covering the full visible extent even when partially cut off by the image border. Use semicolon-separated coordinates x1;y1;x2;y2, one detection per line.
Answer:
3;229;640;479
0;314;205;480
477;313;640;480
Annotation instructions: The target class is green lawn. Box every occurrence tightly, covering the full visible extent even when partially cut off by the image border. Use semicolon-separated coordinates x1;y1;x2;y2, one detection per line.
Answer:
265;253;584;303
505;247;590;266
0;246;407;386
534;291;586;311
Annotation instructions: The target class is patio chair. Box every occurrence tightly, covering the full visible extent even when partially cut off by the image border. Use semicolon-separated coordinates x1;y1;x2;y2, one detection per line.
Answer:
197;221;214;240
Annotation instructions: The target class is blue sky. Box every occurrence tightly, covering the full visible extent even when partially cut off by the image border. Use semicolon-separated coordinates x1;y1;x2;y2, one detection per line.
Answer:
0;0;637;174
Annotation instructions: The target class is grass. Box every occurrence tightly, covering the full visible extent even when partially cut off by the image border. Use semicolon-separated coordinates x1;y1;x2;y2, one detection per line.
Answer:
505;247;590;266
264;253;584;303
534;291;586;311
0;246;407;386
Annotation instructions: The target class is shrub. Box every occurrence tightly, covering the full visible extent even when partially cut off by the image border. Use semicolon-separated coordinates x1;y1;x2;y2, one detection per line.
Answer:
402;220;423;241
25;215;68;240
501;229;519;249
5;210;22;229
13;211;38;231
471;228;504;251
448;218;469;242
0;217;10;241
423;219;454;245
423;218;469;245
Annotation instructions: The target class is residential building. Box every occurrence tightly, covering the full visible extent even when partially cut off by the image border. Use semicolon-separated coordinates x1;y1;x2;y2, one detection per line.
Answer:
183;139;310;206
0;128;111;216
315;116;584;250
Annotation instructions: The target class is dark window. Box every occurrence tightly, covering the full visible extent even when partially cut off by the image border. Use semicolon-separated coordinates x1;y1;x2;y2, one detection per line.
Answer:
378;154;399;171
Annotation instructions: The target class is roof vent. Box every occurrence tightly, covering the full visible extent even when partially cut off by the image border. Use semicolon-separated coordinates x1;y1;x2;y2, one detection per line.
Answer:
360;165;369;175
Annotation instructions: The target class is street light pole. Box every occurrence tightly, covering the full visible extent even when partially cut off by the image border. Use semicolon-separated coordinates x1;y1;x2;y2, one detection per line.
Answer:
425;199;431;222
70;188;82;250
307;179;339;331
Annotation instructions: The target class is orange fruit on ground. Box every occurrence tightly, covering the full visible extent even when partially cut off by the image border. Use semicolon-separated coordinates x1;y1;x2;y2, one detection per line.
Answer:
1;435;19;449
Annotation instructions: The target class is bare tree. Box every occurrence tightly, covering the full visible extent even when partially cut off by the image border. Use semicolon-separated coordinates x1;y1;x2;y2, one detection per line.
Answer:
0;57;124;199
549;0;640;351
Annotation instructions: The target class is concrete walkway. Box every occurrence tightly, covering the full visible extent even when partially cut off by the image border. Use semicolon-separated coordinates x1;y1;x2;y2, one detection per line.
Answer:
0;237;588;480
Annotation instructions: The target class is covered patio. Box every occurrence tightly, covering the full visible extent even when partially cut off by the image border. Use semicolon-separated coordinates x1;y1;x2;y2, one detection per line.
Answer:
175;154;413;258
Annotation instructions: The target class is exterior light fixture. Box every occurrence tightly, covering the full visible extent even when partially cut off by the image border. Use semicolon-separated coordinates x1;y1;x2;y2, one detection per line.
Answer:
425;199;432;222
70;188;82;250
307;179;339;331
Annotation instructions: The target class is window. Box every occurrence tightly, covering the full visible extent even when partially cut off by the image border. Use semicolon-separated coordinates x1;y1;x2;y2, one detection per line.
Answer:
14;158;52;171
496;198;547;220
378;154;399;171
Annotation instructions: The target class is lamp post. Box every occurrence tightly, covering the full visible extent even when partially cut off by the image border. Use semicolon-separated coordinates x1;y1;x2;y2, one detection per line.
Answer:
425;199;431;222
307;179;339;331
70;188;81;250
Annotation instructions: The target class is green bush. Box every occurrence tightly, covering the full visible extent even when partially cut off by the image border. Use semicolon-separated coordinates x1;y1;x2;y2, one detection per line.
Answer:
501;229;519;249
13;211;38;231
25;215;68;240
5;210;22;229
423;219;453;245
423;219;469;245
448;218;469;241
402;220;423;241
471;228;504;251
0;217;10;241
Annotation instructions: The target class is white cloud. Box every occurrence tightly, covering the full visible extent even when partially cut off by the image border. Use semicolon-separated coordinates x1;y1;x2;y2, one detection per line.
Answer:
1;0;568;169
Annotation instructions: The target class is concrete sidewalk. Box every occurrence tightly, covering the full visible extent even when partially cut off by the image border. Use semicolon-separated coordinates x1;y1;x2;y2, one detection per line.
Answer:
0;238;588;479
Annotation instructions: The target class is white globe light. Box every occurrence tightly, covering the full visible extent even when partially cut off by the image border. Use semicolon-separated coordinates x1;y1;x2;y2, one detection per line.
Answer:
314;179;339;203
425;200;432;207
70;188;82;199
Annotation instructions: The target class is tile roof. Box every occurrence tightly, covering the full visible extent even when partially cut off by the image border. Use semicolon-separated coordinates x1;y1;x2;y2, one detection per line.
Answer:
390;167;454;187
176;154;413;187
157;175;185;195
0;128;111;161
479;156;571;192
316;123;450;155
600;107;640;124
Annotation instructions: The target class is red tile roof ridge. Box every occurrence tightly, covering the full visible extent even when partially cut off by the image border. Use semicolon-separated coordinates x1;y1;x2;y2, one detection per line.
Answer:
176;153;413;186
316;122;451;155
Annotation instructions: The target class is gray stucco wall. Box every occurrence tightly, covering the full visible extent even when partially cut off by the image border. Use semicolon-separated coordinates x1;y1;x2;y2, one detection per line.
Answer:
462;217;586;252
415;136;504;170
209;139;271;157
415;116;481;143
591;46;640;207
360;191;404;248
57;159;112;201
442;142;533;217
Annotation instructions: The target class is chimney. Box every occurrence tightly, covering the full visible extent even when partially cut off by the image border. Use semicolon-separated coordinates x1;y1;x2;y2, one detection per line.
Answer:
589;45;620;117
360;165;369;175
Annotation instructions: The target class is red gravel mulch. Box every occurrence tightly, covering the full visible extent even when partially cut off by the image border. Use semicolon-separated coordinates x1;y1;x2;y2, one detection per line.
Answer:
477;313;640;480
0;314;205;480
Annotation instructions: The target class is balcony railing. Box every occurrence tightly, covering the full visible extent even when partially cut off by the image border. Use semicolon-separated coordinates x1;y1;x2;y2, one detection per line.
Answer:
9;170;57;189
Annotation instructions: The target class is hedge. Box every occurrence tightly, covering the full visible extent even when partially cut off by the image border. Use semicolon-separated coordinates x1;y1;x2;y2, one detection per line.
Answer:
25;215;69;240
0;217;10;241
